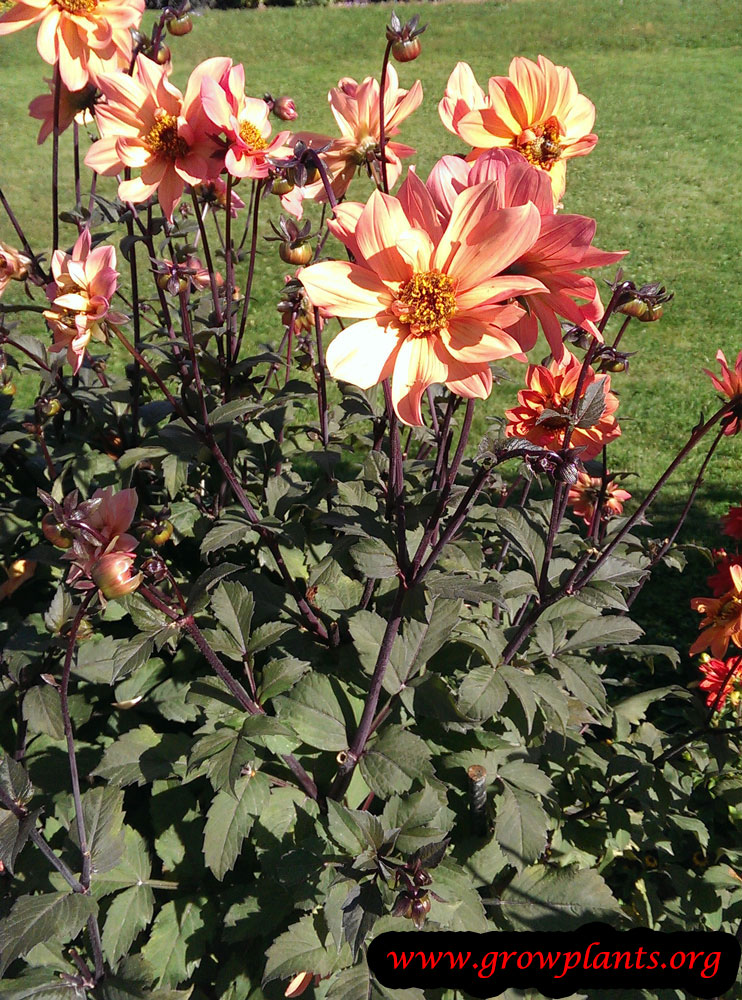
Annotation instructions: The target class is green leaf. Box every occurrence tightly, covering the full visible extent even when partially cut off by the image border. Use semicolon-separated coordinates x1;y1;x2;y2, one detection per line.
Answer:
258;657;309;702
210;582;254;657
430;859;488;932
0;892;97;975
186;563;241;613
387;598;462;695
247;621;292;655
102;883;154;965
326;801;384;855
112;634;155;684
0;808;38;874
351;538;398;579
43;587;72;636
458;666;508;721
276;674;350;751
0;756;32;806
70;787;125;875
491;509;545;578
425;573;506;607
200;520;250;557
202;773;269;881
561;616;644;651
494;784;548;870
359;726;433;797
93;726;189;786
22;686;64;741
575;376;608;428
0;968;79;999
492;864;627;931
263;913;337;985
140;898;211;988
614;685;690;725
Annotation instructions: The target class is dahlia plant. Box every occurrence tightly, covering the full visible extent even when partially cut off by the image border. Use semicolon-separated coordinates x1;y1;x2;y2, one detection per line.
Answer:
0;5;741;999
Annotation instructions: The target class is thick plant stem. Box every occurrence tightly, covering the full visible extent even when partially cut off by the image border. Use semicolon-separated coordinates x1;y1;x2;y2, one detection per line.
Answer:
125;204;142;444
51;66;61;252
190;190;223;326
235;180;263;357
383;380;408;573
0;185;47;281
328;582;407;800
314;308;330;449
378;40;393;194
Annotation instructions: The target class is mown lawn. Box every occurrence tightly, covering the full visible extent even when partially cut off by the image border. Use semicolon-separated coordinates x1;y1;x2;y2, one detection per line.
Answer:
1;0;740;543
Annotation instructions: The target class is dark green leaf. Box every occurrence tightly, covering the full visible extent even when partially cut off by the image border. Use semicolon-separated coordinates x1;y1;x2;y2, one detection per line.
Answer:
0;892;97;975
22;686;64;741
494;784;548;870
359;726;433;797
202;773;269;881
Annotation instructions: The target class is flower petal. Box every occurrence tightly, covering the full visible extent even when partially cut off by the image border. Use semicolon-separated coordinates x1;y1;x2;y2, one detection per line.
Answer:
299;261;393;319
325;317;401;390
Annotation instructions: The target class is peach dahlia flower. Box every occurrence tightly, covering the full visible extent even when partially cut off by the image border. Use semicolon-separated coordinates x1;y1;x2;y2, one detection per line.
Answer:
440;55;597;204
85;55;230;220
29;78;97;144
504;352;620;461
418;149;624;361
201;62;290;180
300;183;546;426
0;0;144;92
691;564;742;659
44;228;124;373
0;242;30;297
295;68;423;202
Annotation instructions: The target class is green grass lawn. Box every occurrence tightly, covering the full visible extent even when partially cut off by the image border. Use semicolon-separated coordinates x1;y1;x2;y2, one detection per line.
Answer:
1;0;740;541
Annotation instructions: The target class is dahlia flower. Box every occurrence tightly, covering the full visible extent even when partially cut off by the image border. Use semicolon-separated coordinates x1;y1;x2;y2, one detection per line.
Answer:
85;55;230;220
0;241;30;297
201;62;291;180
0;0;144;92
29;78;97;144
567;470;631;526
193;178;246;218
409;149;624;360
440;55;597;203
0;559;37;602
691;563;742;659
705;349;742;436
504;352;621;461
698;654;742;711
44;228;124;374
300;183;546;425
295;67;422;201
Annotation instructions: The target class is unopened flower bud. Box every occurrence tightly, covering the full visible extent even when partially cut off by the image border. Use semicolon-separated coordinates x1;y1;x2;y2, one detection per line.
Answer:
616;298;662;322
41;512;74;549
142;554;168;582
392;37;422;62
272;96;298;121
36;396;62;421
166;13;192;36
91;552;142;600
140;520;174;547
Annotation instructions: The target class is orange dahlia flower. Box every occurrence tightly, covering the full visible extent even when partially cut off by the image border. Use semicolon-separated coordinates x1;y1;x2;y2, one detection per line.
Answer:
723;504;742;541
705;349;742;436
691;563;742;659
504;352;620;461
698;654;742;711
440;55;597;204
85;55;230;220
417;149;624;361
300;183;545;425
28;77;97;144
567;470;631;526
295;67;423;201
44;228;124;373
0;0;144;92
0;559;37;602
201;62;291;180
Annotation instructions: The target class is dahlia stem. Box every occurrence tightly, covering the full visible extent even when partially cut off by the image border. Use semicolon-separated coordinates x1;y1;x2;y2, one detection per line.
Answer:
611;315;632;351
624;426;726;611
378;40;393;194
224;175;235;350
314;308;330;450
73;122;81;215
235;180;263;359
51;65;61;253
124;192;142;445
190;189;223;327
382;379;408;573
588;445;609;542
0;786;83;893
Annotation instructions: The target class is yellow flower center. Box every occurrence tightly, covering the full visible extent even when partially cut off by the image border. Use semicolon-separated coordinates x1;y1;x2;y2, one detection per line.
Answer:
144;113;187;160
714;596;742;625
517;116;563;170
239;121;267;151
56;0;98;12
395;270;457;338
